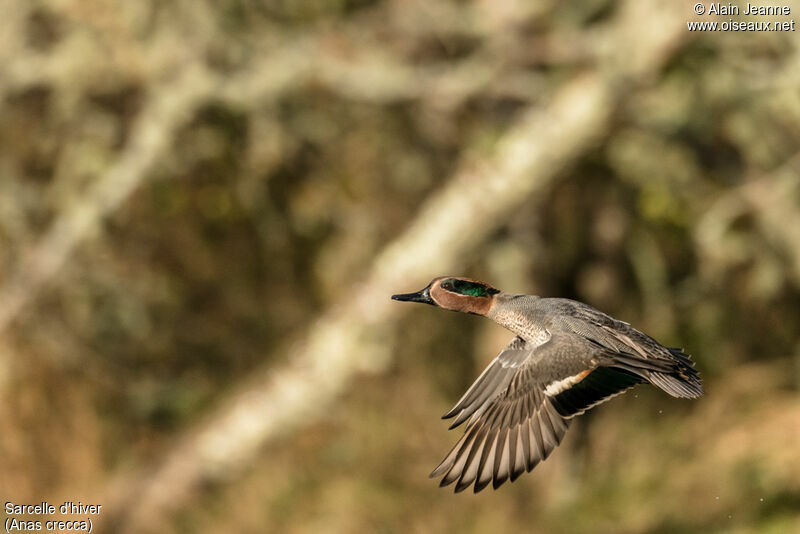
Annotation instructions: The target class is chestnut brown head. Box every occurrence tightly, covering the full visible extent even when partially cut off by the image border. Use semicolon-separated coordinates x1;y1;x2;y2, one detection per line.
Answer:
392;277;500;316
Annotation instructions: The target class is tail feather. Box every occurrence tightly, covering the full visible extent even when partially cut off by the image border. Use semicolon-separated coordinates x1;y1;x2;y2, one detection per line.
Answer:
610;347;703;399
649;371;703;398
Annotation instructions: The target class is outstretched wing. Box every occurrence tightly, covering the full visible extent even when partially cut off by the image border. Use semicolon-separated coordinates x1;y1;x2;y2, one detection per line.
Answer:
431;334;641;493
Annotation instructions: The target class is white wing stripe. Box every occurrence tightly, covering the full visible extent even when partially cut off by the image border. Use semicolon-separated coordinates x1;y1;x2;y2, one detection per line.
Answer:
544;369;591;396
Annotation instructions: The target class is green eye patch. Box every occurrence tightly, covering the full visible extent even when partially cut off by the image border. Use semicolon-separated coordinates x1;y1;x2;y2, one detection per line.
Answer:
441;278;499;298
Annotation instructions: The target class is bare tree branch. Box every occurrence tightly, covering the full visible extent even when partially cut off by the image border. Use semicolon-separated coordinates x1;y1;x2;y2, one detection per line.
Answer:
697;154;800;287
0;0;696;529
98;1;696;531
104;73;612;533
0;65;214;336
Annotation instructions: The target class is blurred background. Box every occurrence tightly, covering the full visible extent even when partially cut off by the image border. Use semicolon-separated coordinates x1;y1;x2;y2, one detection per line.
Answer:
1;1;799;533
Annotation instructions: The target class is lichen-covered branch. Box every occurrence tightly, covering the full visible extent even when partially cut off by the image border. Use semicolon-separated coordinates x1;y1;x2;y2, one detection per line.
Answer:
93;2;699;531
103;72;609;533
0;64;214;336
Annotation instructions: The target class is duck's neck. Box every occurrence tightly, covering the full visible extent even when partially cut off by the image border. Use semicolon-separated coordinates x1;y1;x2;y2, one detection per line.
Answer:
486;294;548;343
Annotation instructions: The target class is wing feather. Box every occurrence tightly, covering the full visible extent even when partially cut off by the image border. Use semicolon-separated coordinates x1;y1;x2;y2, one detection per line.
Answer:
432;335;582;492
431;317;701;493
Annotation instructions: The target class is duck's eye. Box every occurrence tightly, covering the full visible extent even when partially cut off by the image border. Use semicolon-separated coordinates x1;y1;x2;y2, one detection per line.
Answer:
440;278;497;298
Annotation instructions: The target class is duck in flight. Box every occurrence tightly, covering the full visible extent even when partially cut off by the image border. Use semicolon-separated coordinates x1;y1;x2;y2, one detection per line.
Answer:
392;276;703;493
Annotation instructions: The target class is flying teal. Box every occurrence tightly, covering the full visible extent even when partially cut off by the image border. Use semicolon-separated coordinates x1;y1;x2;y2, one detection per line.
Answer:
392;276;703;493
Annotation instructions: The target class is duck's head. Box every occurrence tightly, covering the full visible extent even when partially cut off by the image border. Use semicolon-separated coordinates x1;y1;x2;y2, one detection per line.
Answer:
391;276;500;316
